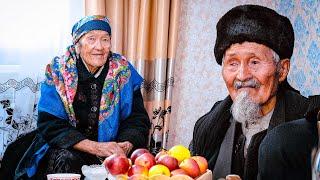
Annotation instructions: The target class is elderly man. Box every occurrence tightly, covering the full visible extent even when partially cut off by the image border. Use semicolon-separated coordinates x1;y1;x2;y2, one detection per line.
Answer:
1;15;150;179
190;4;316;180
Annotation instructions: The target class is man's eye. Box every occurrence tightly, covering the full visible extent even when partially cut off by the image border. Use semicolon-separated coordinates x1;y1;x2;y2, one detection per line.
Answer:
251;60;259;65
229;62;238;66
88;37;95;41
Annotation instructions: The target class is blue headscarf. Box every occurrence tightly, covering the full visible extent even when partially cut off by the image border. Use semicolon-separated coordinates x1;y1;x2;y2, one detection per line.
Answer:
71;15;112;44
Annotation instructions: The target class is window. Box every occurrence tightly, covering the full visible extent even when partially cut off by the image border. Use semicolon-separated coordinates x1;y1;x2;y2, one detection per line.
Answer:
0;0;84;73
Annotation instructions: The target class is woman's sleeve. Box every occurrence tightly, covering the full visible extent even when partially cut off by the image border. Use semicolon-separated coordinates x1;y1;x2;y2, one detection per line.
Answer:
116;88;151;150
37;111;86;149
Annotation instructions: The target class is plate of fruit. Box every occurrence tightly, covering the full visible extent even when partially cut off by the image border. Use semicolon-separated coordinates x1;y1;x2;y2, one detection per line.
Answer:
103;145;212;179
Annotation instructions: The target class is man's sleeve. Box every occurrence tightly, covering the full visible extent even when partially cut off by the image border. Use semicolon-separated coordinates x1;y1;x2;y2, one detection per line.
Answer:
190;100;223;155
117;89;151;150
258;119;317;180
37;111;87;149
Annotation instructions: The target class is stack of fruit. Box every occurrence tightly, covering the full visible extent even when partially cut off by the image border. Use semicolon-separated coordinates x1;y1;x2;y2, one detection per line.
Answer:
103;145;211;179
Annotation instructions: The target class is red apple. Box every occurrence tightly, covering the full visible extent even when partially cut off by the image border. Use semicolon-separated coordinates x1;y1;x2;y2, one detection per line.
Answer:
170;168;189;176
130;148;150;163
128;165;149;177
128;174;148;180
179;158;201;178
134;152;156;169
155;149;168;161
157;155;179;171
191;156;208;174
104;154;130;175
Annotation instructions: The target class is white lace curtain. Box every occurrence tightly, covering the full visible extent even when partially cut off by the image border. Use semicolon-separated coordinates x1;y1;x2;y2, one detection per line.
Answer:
0;0;84;159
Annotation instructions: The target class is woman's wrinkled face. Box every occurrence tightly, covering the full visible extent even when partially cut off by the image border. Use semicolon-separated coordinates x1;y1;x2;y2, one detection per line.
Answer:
77;30;111;72
222;42;289;105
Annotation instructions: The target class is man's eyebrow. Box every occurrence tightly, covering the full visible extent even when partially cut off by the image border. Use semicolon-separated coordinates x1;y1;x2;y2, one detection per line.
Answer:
225;52;256;57
225;53;237;57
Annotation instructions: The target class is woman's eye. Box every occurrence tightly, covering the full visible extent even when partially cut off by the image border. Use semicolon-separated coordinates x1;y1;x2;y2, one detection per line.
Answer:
88;37;95;41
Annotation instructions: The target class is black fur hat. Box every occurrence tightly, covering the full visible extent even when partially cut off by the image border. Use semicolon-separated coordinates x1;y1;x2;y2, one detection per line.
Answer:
214;4;294;65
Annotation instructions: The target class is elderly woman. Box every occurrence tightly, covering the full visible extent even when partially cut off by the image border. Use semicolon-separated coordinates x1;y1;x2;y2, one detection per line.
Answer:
11;15;150;179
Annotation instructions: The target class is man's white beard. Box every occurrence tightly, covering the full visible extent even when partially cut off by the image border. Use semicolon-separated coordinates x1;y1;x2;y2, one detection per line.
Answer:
231;91;262;125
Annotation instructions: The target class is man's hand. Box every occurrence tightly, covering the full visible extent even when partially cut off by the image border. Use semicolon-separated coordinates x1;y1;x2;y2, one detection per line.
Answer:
118;141;133;156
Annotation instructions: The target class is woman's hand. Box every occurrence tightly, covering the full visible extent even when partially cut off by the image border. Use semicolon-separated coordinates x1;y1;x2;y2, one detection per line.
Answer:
118;141;133;156
73;139;125;157
95;141;126;157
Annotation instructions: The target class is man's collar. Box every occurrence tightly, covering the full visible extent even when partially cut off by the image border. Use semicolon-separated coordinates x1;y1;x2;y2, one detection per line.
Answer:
268;88;309;131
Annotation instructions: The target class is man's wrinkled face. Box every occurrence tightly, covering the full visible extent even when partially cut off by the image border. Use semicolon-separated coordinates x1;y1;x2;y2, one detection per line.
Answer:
78;30;111;72
222;42;286;105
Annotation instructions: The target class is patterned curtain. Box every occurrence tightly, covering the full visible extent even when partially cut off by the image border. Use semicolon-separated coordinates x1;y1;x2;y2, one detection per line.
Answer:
85;0;180;153
0;75;39;160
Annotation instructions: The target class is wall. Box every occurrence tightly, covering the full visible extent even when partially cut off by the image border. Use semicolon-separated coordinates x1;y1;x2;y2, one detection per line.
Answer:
168;0;320;147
